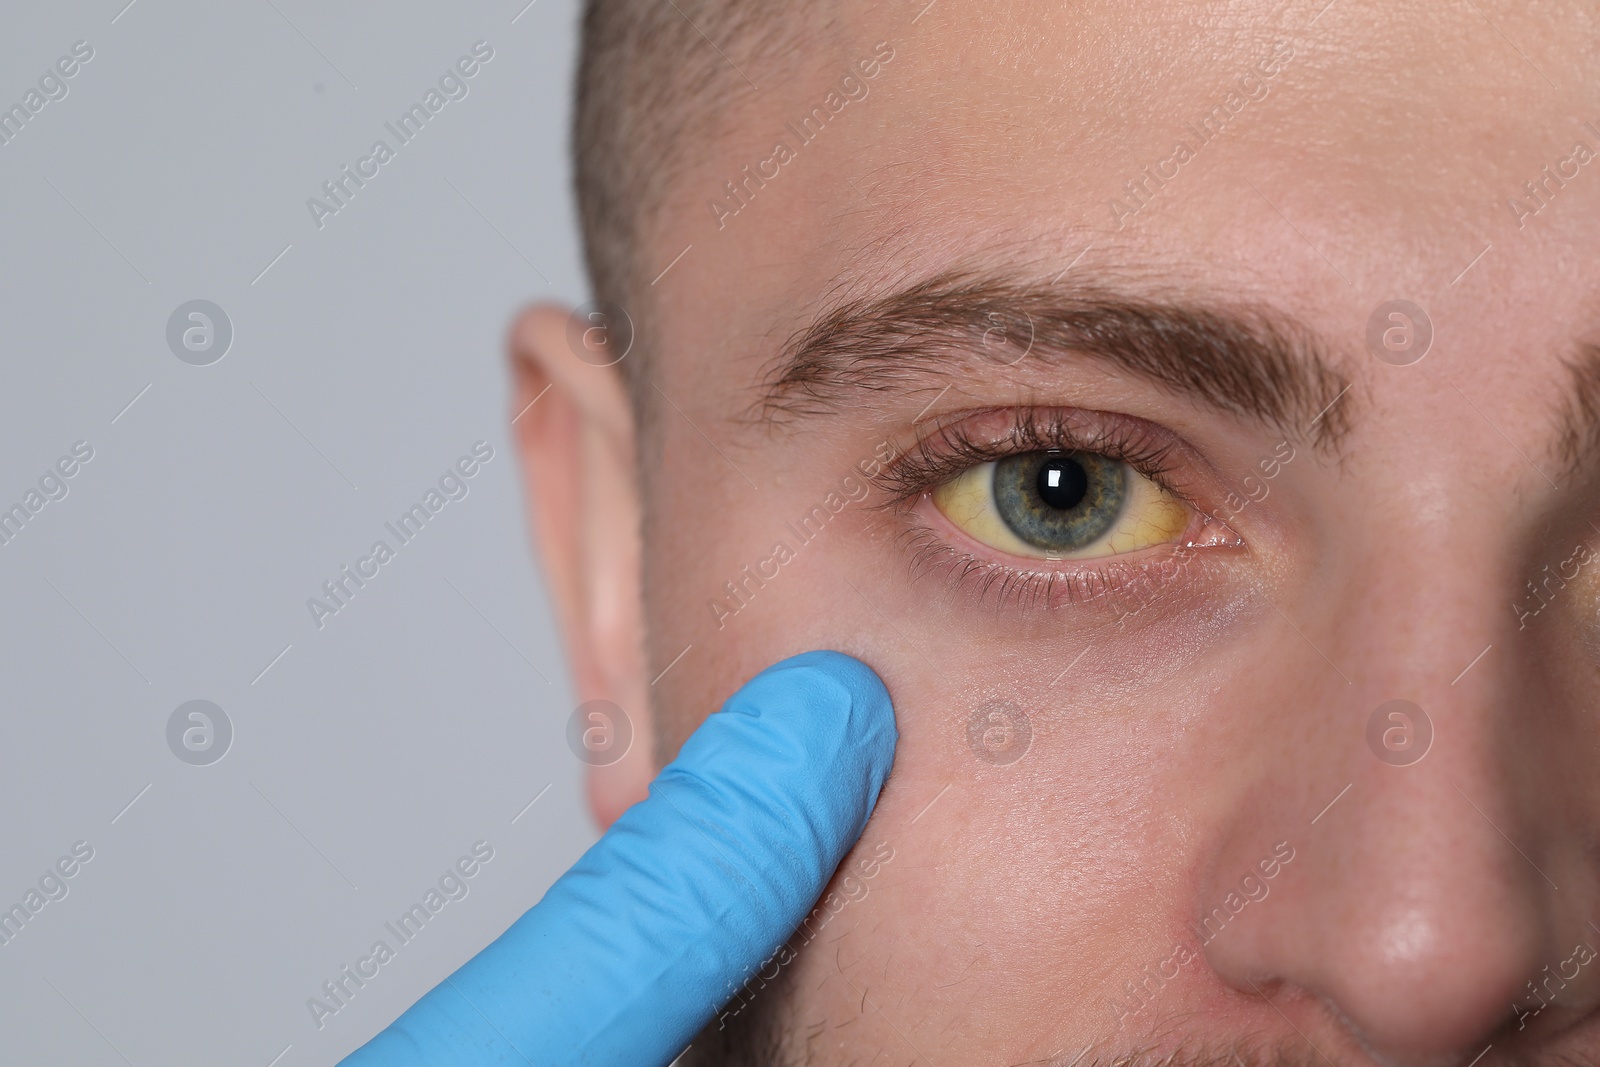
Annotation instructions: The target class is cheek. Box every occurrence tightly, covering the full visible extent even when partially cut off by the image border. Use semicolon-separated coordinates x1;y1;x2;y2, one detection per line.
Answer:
777;727;1208;1056
840;530;1268;754
643;444;1303;1053
644;503;908;756
762;575;1299;1042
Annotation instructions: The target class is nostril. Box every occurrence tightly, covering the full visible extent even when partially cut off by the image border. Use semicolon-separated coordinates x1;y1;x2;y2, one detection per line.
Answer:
1191;649;1587;1067
1215;892;1554;1067
1201;818;1567;1067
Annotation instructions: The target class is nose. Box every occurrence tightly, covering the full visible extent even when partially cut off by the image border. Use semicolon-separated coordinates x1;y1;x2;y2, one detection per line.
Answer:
1199;545;1599;1066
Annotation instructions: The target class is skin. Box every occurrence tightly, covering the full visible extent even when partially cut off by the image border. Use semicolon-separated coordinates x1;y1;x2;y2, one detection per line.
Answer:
512;2;1600;1064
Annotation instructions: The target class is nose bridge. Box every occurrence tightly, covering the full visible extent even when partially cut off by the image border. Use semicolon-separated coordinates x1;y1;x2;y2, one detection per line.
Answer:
1199;523;1588;1064
1329;510;1566;873
1342;495;1491;689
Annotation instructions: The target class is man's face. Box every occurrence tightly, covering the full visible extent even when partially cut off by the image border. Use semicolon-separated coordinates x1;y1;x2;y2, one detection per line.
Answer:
628;2;1600;1063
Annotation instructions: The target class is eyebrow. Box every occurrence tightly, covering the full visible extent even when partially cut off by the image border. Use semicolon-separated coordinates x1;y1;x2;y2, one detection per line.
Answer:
758;270;1355;450
1554;345;1600;485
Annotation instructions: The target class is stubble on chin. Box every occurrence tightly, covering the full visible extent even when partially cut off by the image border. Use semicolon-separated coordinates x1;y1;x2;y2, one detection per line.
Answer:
681;962;797;1067
688;1003;1348;1067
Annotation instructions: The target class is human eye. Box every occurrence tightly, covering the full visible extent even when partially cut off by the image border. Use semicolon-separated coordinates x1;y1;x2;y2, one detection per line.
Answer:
931;449;1187;560
871;407;1242;609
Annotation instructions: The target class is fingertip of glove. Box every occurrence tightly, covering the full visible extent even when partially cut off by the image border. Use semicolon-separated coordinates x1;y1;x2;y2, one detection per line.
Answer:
742;649;897;775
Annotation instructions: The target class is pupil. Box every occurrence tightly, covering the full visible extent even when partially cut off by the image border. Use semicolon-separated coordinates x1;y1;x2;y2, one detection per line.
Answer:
1036;455;1088;510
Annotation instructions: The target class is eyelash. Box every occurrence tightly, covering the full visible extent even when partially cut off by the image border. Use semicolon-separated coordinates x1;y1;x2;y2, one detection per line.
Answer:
867;407;1228;612
875;408;1186;500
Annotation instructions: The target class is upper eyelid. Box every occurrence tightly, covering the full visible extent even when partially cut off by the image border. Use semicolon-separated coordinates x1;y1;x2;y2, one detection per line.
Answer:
866;406;1197;506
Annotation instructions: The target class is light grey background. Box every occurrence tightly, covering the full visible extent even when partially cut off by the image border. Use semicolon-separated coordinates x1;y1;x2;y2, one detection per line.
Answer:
0;2;596;1063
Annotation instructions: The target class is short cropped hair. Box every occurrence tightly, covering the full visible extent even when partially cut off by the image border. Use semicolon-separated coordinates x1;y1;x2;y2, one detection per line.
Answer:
574;2;810;400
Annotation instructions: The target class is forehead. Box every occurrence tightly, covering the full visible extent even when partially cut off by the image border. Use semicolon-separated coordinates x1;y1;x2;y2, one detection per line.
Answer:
644;0;1600;427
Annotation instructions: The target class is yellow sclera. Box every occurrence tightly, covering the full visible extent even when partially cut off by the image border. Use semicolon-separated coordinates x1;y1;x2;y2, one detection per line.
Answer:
931;457;1188;560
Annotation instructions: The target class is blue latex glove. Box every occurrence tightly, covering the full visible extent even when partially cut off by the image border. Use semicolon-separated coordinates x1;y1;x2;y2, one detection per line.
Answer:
340;649;897;1066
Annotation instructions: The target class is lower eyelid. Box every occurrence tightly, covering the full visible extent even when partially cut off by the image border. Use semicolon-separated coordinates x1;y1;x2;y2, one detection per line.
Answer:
895;490;1242;614
896;521;1201;614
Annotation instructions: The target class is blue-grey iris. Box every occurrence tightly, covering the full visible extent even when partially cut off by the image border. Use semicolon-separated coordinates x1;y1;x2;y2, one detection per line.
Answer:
992;450;1126;552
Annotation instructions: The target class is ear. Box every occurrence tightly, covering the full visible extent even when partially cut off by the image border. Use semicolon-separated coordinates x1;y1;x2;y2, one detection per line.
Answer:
508;304;652;830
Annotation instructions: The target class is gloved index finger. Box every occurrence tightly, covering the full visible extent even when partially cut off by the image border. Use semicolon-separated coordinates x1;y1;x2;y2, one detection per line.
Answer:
341;648;897;1067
